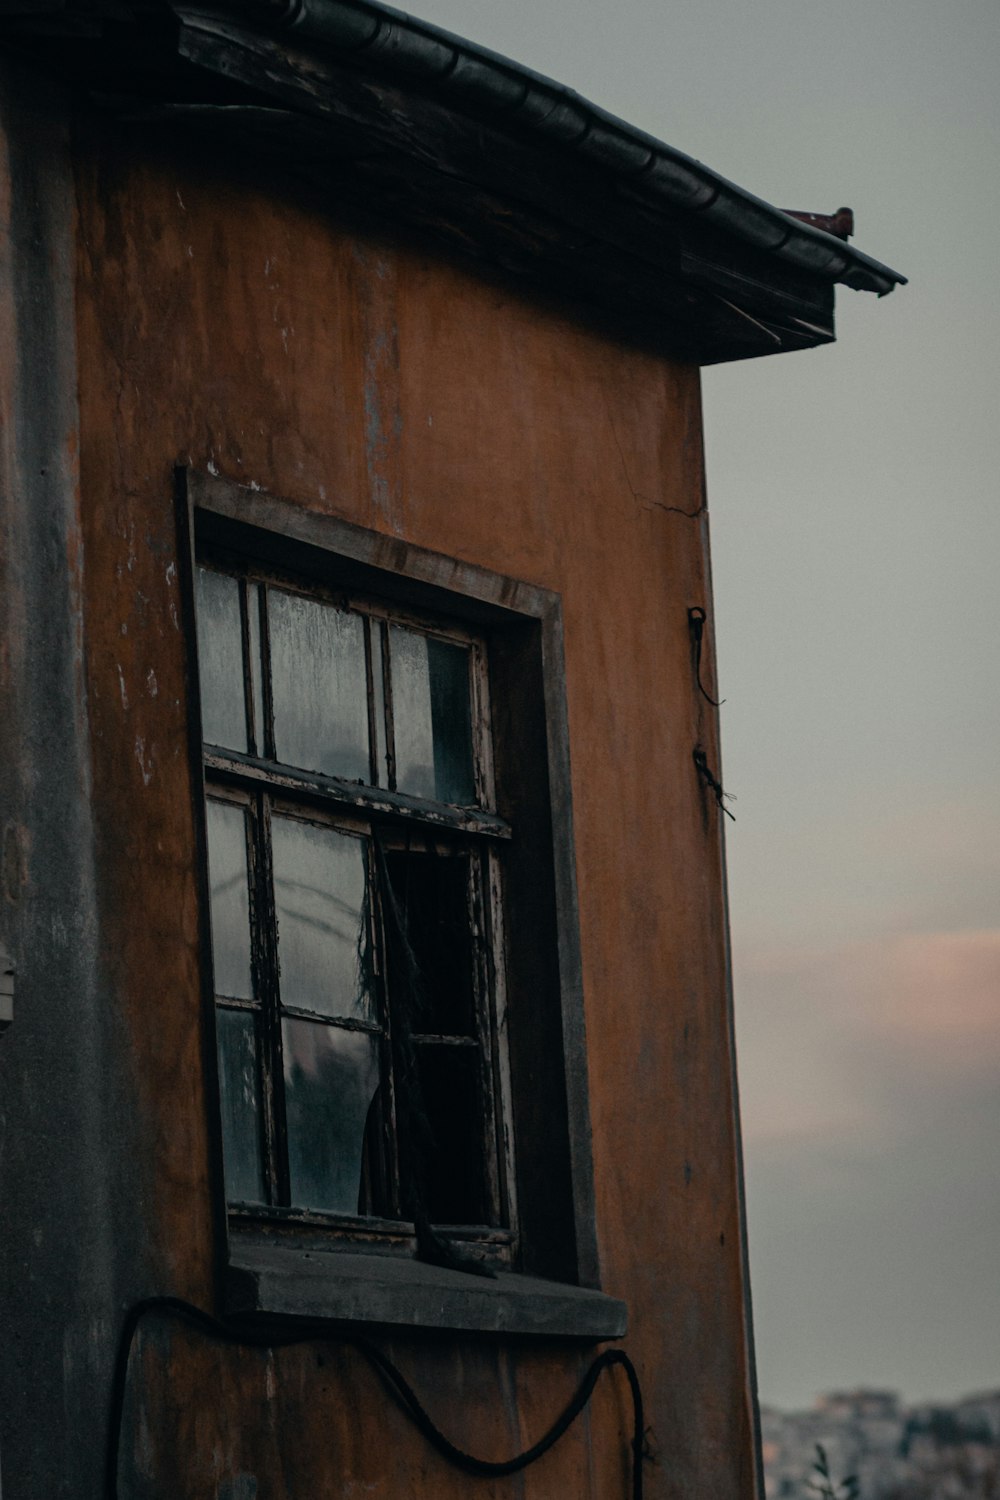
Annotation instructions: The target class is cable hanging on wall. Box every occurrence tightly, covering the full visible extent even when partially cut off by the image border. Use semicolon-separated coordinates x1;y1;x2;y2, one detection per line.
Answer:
687;606;725;708
105;1296;647;1500
693;747;736;821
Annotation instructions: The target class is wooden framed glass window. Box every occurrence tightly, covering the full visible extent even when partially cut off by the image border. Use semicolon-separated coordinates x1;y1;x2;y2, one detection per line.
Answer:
195;556;515;1252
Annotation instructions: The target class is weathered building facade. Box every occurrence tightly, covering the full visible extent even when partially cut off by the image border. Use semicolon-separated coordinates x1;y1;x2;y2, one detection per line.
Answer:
0;4;903;1497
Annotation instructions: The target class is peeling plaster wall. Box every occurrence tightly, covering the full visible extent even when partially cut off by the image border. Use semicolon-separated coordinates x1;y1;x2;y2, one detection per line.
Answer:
0;64;150;1499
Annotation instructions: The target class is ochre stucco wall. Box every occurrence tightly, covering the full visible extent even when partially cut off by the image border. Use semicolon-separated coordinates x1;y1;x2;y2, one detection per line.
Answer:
73;124;758;1500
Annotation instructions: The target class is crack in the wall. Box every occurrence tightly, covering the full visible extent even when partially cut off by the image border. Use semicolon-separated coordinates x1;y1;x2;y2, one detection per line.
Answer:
604;390;706;519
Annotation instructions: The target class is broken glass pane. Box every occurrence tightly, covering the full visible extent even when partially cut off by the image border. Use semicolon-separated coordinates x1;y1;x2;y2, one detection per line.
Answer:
271;816;373;1023
206;799;253;1000
390;627;475;805
269;589;369;782
385;848;476;1037
283;1017;380;1215
415;1043;486;1225
195;567;247;751
217;1006;266;1205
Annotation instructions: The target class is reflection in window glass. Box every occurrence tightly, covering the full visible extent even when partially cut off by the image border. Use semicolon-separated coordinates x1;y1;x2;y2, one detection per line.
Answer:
390;628;475;805
195;567;247;751
269;589;369;781
217;1007;266;1205
206;800;253;1000
370;621;387;787
283;1018;380;1214
272;817;372;1022
246;581;266;755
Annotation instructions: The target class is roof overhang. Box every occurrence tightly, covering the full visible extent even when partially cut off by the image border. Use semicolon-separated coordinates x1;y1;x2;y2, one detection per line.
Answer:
0;0;906;364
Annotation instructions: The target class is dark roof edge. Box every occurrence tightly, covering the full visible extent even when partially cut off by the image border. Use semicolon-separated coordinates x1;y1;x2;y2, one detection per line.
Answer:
208;0;906;296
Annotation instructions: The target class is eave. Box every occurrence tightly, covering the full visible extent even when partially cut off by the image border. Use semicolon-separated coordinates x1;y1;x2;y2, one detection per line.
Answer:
0;0;906;364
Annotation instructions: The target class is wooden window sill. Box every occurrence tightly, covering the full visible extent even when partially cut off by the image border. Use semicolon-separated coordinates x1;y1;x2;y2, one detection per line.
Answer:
225;1242;627;1341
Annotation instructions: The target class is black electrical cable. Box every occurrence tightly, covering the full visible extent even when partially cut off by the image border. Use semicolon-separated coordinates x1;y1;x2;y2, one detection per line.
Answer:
693;747;736;822
106;1296;645;1500
687;606;725;708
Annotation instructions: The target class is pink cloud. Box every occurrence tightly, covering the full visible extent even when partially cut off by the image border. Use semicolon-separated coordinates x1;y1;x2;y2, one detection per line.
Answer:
874;930;1000;1046
734;928;1000;1149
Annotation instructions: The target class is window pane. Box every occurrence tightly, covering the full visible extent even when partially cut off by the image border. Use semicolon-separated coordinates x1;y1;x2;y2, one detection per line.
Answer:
195;567;247;751
269;589;369;781
271;817;373;1022
370;620;387;787
385;849;476;1037
390;628;475;805
217;1007;266;1205
415;1044;487;1225
283;1017;380;1214
247;581;266;755
206;800;253;1000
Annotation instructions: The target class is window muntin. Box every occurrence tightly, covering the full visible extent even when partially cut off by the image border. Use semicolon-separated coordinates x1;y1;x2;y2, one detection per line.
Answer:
196;558;512;1245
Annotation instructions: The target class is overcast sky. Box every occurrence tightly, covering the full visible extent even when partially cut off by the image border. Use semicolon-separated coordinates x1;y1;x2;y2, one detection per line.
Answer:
413;0;1000;1411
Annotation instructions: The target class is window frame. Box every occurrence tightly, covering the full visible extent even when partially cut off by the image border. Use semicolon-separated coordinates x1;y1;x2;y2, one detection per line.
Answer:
196;562;518;1253
179;467;624;1338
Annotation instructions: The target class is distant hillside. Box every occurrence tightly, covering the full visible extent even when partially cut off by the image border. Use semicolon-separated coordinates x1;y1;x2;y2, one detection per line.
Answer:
761;1388;1000;1499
